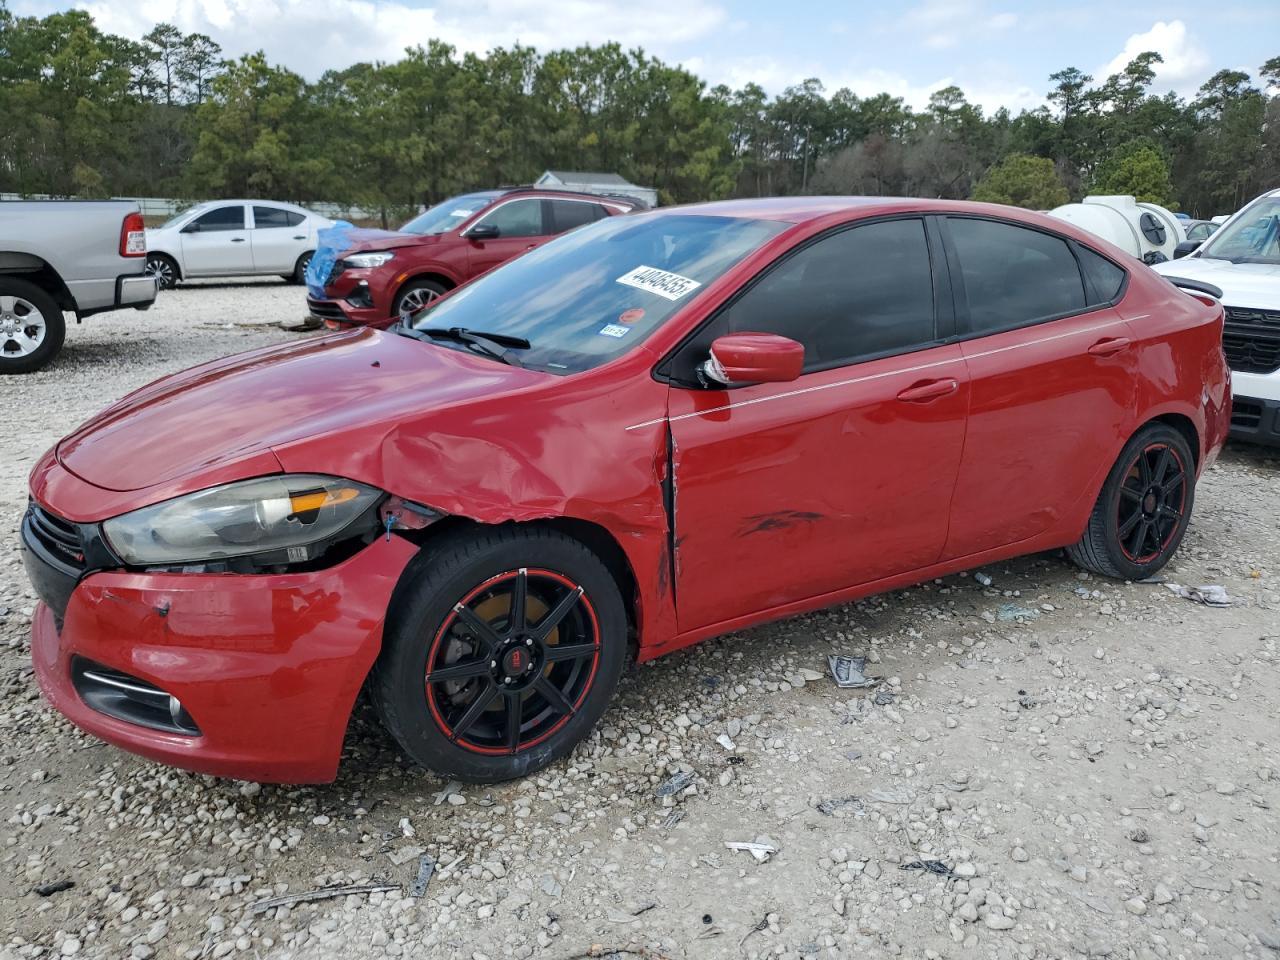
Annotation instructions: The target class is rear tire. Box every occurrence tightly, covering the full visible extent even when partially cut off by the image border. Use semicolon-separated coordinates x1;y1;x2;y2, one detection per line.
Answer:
0;277;65;374
1067;423;1195;581
291;251;313;285
370;526;627;782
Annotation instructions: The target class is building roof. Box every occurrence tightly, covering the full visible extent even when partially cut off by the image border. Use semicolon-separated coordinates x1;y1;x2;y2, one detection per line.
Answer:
541;171;634;186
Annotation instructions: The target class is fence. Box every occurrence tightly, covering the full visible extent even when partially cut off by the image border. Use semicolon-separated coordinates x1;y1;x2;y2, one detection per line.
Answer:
0;193;384;222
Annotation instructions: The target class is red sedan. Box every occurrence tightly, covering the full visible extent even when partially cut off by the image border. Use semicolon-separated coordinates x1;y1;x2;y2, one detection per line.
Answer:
23;197;1230;784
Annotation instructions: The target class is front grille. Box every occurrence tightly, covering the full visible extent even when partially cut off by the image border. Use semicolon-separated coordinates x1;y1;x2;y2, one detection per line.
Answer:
71;657;200;736
1231;398;1263;430
26;502;86;573
1222;305;1280;374
306;297;348;321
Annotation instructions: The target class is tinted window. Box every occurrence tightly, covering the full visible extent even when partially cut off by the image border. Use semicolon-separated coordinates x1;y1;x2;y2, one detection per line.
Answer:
948;218;1085;333
720;218;935;370
191;206;244;232
476;199;544;238
1076;244;1126;304
414;213;785;374
548;199;602;233
253;206;305;228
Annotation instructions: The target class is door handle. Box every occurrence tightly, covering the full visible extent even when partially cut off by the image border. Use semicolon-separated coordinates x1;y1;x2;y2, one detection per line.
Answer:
896;378;959;403
1087;336;1131;356
230;237;246;243
292;235;306;240
524;244;537;250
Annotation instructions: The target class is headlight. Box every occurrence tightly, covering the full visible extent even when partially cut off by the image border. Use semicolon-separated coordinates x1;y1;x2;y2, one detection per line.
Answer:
102;475;381;566
343;251;395;268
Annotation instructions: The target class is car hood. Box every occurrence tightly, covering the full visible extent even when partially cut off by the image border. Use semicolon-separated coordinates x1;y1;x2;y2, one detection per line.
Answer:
55;328;549;493
1154;257;1280;306
340;230;442;254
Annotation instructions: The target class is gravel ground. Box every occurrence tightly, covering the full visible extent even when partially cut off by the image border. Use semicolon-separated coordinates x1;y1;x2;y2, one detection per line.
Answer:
2;281;1279;960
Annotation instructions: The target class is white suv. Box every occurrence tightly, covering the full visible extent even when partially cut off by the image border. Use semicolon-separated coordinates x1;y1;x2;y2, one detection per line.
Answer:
144;200;332;289
1154;188;1280;446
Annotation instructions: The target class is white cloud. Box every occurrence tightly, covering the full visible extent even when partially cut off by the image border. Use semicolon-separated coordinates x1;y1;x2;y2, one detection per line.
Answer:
1099;19;1211;91
58;0;727;76
987;12;1017;30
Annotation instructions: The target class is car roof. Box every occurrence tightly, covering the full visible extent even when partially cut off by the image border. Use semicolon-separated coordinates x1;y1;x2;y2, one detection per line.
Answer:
189;199;310;211
652;196;1062;224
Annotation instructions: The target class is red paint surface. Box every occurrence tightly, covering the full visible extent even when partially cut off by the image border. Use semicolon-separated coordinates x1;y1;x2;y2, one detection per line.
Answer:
314;190;634;329
28;197;1230;782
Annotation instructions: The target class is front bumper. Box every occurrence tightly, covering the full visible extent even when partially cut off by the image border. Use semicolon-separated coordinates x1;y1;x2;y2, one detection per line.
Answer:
29;534;418;783
1229;394;1280;447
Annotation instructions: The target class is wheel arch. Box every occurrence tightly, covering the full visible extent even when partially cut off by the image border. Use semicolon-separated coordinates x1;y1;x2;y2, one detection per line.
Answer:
1148;411;1200;470
390;515;641;660
0;254;76;312
148;250;183;280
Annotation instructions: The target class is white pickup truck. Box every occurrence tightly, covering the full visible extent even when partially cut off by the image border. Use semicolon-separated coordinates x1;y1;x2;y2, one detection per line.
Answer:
1155;187;1280;447
0;200;158;373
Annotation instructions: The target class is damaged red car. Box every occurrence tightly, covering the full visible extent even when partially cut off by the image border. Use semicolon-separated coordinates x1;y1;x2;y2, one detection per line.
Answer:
23;197;1230;784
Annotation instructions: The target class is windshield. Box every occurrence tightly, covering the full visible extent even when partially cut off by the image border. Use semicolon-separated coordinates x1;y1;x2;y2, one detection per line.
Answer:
1199;195;1280;264
410;212;787;373
400;192;502;235
159;207;201;229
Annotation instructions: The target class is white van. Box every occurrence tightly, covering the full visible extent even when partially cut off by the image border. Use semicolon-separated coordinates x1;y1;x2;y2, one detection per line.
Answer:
1154;188;1280;446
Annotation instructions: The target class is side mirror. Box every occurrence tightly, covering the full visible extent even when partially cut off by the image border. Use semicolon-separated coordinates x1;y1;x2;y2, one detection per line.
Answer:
181;222;200;234
466;223;500;241
1173;239;1202;259
701;333;804;386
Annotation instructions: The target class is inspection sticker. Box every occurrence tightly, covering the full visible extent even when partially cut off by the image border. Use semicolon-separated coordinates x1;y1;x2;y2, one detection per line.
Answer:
597;324;631;338
616;265;702;301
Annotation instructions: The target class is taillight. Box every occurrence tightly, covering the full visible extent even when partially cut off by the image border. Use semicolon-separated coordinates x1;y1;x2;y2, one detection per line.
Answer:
120;212;146;257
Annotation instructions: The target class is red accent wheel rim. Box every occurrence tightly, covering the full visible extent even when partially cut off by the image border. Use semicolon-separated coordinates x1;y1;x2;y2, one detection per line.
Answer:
424;568;601;756
1115;442;1187;564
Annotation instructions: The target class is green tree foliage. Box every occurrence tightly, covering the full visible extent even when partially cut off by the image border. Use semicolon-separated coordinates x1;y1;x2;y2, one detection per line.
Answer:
1092;140;1174;204
0;3;1274;221
971;154;1070;209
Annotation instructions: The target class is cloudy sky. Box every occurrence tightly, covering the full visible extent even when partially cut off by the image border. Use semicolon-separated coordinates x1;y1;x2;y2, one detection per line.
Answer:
13;0;1278;111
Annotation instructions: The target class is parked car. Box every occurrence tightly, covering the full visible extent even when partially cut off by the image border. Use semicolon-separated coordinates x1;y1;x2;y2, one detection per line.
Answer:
145;200;332;289
24;197;1229;784
306;187;642;328
1155;187;1280;445
1183;219;1220;244
0;200;157;374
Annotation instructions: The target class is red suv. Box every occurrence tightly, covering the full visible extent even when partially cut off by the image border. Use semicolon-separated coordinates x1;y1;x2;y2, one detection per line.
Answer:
307;188;641;328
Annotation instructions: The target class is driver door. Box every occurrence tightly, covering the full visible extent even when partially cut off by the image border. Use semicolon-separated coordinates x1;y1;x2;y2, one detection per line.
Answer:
665;217;970;632
180;204;253;275
465;198;547;276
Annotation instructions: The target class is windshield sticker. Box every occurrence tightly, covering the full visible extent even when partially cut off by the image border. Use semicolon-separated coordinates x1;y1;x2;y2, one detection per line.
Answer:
618;307;645;324
450;208;475;217
597;324;631;338
616;265;702;301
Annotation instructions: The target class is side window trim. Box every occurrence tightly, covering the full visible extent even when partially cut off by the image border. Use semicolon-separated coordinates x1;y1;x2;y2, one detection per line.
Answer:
656;213;948;387
1067;238;1130;307
940;213;1110;340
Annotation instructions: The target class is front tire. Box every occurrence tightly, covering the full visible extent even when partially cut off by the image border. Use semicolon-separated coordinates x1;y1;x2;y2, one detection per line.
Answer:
0;278;65;374
291;251;313;285
394;279;447;324
370;527;627;782
1067;423;1195;580
145;254;178;290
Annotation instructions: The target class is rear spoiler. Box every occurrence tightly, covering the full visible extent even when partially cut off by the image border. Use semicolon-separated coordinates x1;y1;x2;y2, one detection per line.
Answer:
1161;275;1224;300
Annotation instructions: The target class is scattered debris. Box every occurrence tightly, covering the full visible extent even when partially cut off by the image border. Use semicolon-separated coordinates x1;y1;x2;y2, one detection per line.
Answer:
1165;583;1233;606
827;655;880;689
739;915;769;947
815;795;862;816
409;854;436;899
844;750;863;762
432;780;462;805
899;859;958;879
975;572;993;586
873;687;895;706
656;770;695;797
725;838;778;863
866;786;914;805
33;879;74;897
250;882;398;915
997;603;1039;621
715;733;736;751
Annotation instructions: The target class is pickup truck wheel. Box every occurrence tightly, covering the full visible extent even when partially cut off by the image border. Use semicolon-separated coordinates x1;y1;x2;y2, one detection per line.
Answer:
145;254;178;290
0;278;65;375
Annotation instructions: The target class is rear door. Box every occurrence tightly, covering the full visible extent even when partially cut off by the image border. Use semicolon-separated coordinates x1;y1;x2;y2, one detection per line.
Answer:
939;216;1137;559
665;216;970;631
179;204;252;275
465;198;547;276
249;206;309;273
